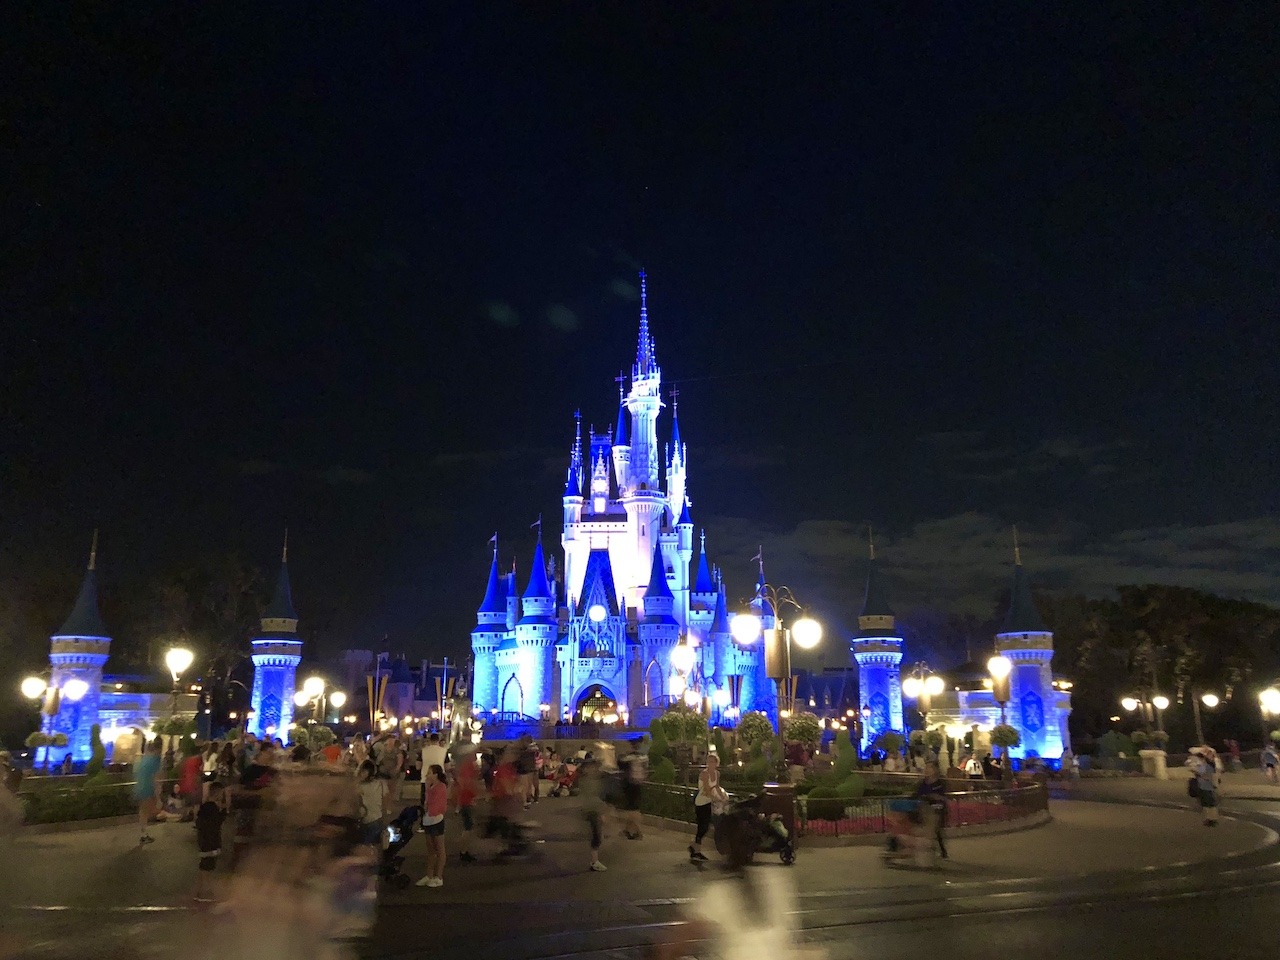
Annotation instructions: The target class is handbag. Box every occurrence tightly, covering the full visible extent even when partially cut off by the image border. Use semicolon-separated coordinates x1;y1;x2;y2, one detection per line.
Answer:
1187;775;1200;798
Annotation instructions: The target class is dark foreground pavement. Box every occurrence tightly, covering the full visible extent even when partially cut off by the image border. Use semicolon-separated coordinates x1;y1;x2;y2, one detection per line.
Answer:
2;787;1279;960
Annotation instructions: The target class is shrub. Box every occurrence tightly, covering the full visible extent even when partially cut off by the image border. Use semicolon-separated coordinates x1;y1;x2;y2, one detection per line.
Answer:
832;737;859;779
25;732;49;750
1096;730;1137;758
1270;730;1280;743
873;731;905;756
86;724;105;777
1130;730;1150;747
1150;730;1170;748
309;726;337;749
649;756;677;784
923;729;945;752
782;712;822;750
649;718;670;763
803;784;843;821
835;774;866;799
50;733;68;747
736;712;774;751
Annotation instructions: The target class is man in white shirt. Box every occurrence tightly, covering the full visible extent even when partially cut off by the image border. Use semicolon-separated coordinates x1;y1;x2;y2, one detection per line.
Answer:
421;733;448;780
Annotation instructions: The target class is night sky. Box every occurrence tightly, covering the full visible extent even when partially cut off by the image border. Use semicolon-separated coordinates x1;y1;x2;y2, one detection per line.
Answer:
2;6;1276;677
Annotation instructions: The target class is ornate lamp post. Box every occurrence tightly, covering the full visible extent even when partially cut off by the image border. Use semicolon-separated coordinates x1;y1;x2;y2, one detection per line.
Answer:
901;662;944;726
730;587;822;732
165;646;194;720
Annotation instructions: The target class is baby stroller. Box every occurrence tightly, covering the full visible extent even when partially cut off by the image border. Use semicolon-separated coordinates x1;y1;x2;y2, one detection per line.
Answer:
379;806;421;888
714;794;796;868
548;762;579;798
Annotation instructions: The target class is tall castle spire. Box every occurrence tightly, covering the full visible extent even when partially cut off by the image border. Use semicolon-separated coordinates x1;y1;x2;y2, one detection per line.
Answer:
633;269;658;380
1002;526;1046;634
262;529;298;631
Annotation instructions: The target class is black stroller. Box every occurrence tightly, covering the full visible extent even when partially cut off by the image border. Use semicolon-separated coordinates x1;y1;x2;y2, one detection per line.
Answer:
379;806;421;888
714;794;796;868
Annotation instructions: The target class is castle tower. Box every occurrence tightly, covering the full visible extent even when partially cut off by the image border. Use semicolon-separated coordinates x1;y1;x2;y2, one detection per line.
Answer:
994;531;1065;760
46;531;111;764
516;536;557;712
562;413;584;529
666;401;687;525
637;542;680;700
610;393;630;490
469;542;506;712
619;271;667;604
249;532;303;739
673;497;694;626
851;534;904;753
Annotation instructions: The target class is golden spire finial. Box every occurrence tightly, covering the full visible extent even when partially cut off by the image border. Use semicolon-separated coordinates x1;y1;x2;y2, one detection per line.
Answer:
1013;524;1021;565
282;528;289;564
88;528;98;571
868;525;875;561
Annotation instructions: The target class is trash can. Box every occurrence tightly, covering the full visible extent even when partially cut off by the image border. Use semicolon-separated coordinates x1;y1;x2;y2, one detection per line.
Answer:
761;782;797;841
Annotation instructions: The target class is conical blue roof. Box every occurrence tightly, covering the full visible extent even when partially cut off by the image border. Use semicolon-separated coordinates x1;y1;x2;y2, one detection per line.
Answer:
614;403;629;445
56;568;109;638
478;552;505;614
693;540;715;593
264;561;298;620
670;410;682;451
523;541;553;599
710;583;730;634
755;567;773;617
861;557;894;619
646;545;673;599
677;498;693;526
1002;563;1047;633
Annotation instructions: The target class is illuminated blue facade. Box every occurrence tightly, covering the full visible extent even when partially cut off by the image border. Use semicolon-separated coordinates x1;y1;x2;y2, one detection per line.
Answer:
470;274;771;727
851;543;904;752
249;537;302;739
44;534;111;765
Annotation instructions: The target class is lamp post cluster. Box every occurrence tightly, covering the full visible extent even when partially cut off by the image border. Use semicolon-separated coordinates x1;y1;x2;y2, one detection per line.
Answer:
729;582;822;732
294;675;346;725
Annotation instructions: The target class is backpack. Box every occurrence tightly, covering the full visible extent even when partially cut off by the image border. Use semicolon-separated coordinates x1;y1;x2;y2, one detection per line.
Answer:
1187;775;1200;799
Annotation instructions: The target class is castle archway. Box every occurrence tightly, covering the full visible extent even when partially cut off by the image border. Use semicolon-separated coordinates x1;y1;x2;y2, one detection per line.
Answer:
572;683;619;721
500;676;525;716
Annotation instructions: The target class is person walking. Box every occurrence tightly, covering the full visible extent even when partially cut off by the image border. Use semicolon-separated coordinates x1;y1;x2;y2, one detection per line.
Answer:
690;753;727;862
134;738;162;845
1262;743;1279;783
915;760;948;859
194;781;227;903
356;760;388;846
453;746;480;863
1193;749;1219;826
416;764;449;887
201;742;220;801
578;755;608;871
618;740;647;840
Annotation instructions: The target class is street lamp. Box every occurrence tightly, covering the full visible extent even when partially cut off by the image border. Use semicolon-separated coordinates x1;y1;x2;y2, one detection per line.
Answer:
1120;692;1168;732
987;655;1013;723
329;691;347;710
730;583;822;728
901;663;945;725
1188;690;1221;747
165;646;194;725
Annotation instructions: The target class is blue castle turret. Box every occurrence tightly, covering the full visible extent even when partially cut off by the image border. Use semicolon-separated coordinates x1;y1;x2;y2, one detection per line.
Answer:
851;534;904;752
994;531;1067;760
468;542;505;712
45;531;112;765
249;532;303;739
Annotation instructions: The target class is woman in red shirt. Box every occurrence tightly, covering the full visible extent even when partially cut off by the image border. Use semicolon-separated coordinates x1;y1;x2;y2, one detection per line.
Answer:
416;764;449;888
453;747;481;863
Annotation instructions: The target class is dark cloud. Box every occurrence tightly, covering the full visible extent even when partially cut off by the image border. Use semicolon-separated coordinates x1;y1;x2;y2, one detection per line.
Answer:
544;304;580;332
486;301;520;328
239;460;281;476
321;466;374;485
610;278;639;301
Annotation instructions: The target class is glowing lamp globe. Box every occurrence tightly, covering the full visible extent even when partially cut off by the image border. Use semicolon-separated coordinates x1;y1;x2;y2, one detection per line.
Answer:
670;643;696;675
20;677;47;700
669;674;687;698
902;676;923;699
987;655;1013;681
165;647;194;679
62;678;89;702
1120;697;1140;712
329;691;347;709
1262;689;1280;714
1152;695;1170;711
730;613;762;645
587;603;608;623
790;617;822;650
294;691;311;708
303;676;325;698
1200;693;1220;709
682;689;701;708
924;674;945;697
712;688;731;708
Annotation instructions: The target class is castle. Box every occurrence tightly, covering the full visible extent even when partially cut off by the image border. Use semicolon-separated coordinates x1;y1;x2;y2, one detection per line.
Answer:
469;274;776;729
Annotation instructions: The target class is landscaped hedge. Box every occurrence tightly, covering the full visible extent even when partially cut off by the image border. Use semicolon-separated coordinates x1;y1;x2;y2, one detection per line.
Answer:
22;785;136;824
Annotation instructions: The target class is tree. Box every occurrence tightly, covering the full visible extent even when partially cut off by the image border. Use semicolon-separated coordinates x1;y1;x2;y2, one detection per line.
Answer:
309;726;337;750
648;717;670;763
782;712;822;750
873;731;904;756
990;724;1021;750
736;712;774;751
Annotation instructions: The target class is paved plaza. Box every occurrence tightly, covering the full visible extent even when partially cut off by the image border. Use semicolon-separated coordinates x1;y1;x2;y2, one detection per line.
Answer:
2;780;1278;959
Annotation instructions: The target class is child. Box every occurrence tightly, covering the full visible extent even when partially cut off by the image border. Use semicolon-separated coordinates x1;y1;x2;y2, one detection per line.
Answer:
195;782;227;902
